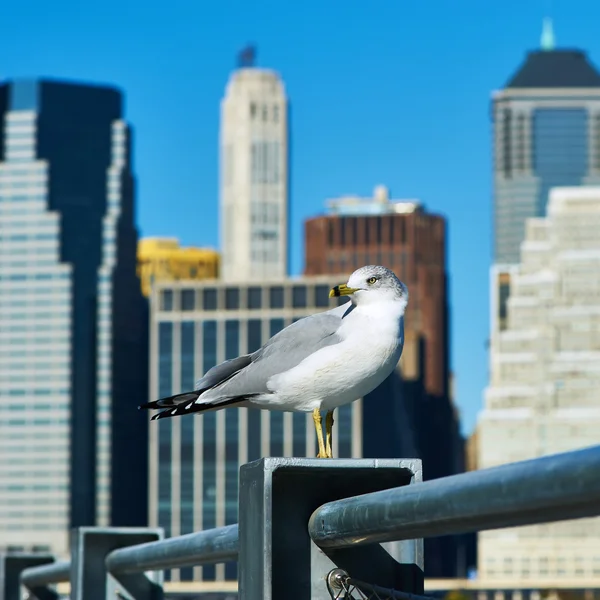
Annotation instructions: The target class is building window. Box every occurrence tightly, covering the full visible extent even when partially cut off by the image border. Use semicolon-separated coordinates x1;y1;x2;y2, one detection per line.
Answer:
247;408;261;462
270;412;283;457
269;318;284;337
376;217;382;243
247;286;262;309
202;321;217;374
181;289;195;311
327;221;334;246
203;288;217;311
225;320;239;360
180;322;195;389
498;281;510;322
516;113;526;171
292;285;307;308
250;103;256;118
340;218;346;246
247;319;262;353
158;322;173;398
269;286;284;308
337;404;353;458
292;413;305;457
315;285;330;307
225;287;240;310
160;290;173;311
502;107;512;178
346;218;355;245
273;104;279;123
398;217;406;243
595;114;600;170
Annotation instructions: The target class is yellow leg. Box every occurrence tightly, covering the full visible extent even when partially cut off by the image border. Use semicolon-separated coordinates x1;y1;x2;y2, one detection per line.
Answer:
313;408;327;458
325;411;334;458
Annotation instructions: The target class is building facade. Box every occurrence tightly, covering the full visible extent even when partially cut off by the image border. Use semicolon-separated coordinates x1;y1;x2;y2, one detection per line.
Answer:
0;79;148;555
478;186;600;581
219;68;289;281
492;40;600;265
137;237;219;297
304;185;466;576
148;277;418;584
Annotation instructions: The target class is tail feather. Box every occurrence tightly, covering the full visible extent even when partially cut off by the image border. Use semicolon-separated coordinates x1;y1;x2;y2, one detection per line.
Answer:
139;392;260;421
139;391;200;411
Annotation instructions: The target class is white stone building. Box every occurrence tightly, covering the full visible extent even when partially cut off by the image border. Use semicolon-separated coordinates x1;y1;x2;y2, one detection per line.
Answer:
478;186;600;581
220;68;289;281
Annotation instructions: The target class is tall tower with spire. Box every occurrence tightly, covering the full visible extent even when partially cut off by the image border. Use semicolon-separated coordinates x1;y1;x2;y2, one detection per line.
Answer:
491;23;600;266
219;54;289;281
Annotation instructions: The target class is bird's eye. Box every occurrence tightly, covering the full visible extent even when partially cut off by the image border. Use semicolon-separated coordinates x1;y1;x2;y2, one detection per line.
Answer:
367;277;377;285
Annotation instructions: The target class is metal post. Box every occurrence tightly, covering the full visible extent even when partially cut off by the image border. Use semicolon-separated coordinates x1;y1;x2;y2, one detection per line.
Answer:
238;457;423;600
69;527;163;600
1;554;56;600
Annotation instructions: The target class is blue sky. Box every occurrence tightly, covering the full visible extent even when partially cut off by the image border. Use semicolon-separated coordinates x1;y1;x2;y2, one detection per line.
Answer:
3;0;600;434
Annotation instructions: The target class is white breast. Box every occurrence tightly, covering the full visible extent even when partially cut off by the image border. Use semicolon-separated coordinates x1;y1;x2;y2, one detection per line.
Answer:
266;300;405;412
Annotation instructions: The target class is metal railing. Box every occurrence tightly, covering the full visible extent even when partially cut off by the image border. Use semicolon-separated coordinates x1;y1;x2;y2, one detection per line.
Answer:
7;445;600;600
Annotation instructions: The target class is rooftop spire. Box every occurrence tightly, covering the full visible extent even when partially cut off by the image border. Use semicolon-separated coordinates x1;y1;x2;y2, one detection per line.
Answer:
540;16;556;51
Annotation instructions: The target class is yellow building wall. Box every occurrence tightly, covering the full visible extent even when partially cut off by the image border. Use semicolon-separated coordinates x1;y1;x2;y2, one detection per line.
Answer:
137;237;220;297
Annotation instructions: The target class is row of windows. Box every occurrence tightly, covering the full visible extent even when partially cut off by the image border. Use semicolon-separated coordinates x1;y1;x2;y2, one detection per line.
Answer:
327;215;409;247
1;419;69;426
250;141;281;185
250;246;280;264
0;194;45;202
0;484;68;491
0;272;68;281
250;102;280;123
160;284;332;312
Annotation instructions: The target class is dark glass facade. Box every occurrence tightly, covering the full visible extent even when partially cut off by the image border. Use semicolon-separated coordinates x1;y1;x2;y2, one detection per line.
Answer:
0;79;149;531
532;108;589;215
493;51;600;263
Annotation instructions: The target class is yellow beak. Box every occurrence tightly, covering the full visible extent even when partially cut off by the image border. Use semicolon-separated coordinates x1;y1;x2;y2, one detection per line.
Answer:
329;284;359;298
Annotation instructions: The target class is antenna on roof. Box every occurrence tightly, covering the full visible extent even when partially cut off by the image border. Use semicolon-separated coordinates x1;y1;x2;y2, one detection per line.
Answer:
540;16;556;51
237;44;257;68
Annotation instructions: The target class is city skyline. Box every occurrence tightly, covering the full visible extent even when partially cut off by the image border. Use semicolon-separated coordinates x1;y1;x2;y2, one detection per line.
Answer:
4;0;600;434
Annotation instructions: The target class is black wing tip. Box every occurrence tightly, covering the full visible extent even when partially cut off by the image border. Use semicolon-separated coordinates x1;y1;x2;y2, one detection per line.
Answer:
139;401;158;411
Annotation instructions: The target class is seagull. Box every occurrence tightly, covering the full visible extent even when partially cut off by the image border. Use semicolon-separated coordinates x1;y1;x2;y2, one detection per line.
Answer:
139;265;408;458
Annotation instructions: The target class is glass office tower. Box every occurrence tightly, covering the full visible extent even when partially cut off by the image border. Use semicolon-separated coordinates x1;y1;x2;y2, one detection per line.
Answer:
0;79;148;555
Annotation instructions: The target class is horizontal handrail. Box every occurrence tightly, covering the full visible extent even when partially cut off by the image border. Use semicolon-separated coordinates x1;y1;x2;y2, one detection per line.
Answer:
20;560;70;588
308;444;600;549
105;523;239;574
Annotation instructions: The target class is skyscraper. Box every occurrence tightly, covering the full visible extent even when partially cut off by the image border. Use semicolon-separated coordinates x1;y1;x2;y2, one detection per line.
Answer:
479;186;600;581
0;79;148;555
492;21;600;265
219;66;289;281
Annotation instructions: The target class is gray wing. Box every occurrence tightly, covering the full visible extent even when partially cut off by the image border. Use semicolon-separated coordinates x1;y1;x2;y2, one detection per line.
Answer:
194;355;252;392
197;301;354;402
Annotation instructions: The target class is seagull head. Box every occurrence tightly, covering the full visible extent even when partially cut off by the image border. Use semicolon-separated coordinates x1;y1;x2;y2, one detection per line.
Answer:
329;265;408;310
